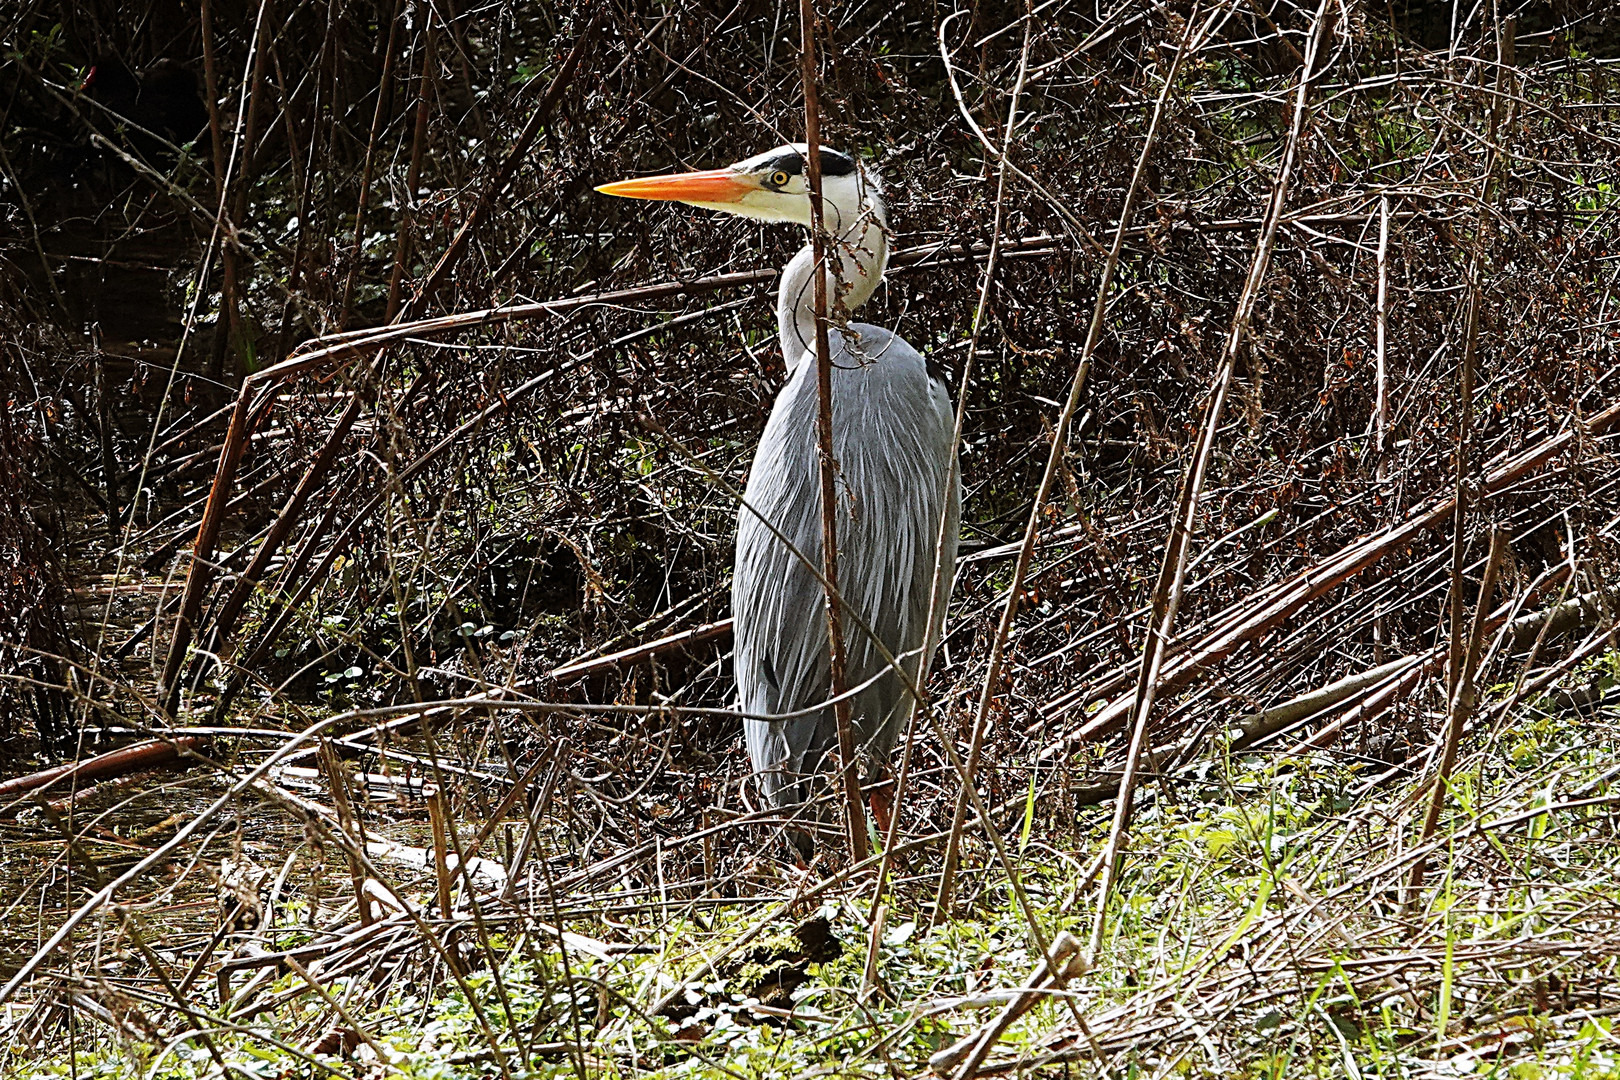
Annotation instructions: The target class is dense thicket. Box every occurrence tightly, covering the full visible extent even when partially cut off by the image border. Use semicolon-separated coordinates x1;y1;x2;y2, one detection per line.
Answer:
3;0;1620;1067
3;0;1616;756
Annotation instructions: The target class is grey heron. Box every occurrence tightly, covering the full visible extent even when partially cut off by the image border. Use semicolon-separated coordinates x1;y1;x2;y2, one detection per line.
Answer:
598;145;960;854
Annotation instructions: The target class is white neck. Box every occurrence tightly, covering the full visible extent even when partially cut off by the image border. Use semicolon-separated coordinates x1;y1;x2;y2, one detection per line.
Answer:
777;215;889;373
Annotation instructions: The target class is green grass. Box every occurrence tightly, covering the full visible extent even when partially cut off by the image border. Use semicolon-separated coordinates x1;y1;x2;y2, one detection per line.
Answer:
9;661;1620;1079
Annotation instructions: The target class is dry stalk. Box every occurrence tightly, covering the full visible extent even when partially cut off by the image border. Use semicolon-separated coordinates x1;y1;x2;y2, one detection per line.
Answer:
1086;0;1335;966
426;783;455;916
337;0;405;329
933;0;1211;924
1444;10;1511;707
318;739;373;927
797;0;867;863
1407;526;1510;899
878;0;1037;958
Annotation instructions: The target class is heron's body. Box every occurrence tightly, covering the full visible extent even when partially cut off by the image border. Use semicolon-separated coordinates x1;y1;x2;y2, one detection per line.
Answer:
737;319;959;807
599;144;960;835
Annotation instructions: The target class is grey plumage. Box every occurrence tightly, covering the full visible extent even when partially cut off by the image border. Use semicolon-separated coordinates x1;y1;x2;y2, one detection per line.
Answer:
735;318;960;808
737;195;960;814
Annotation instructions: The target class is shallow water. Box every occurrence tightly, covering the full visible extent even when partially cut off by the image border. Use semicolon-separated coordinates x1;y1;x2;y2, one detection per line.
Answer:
0;751;447;983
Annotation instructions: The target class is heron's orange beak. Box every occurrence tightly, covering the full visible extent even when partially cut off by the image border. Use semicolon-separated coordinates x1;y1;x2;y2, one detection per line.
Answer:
595;168;757;203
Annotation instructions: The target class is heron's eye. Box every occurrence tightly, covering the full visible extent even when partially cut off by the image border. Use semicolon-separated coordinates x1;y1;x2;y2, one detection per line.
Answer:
769;169;791;188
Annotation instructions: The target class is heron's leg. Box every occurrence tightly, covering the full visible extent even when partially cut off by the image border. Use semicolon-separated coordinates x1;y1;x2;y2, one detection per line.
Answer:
868;789;893;836
778;773;820;866
860;689;910;840
786;828;815;868
866;761;895;837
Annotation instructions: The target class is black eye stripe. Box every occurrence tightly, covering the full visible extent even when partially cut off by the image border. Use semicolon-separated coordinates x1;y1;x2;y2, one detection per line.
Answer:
762;149;856;178
819;150;856;176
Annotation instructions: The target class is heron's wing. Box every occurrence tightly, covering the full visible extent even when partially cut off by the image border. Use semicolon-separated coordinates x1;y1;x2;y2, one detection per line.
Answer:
734;356;835;804
735;326;959;804
832;325;960;763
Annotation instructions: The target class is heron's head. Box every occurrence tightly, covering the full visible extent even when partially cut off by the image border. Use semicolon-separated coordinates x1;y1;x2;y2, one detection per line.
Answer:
596;144;884;236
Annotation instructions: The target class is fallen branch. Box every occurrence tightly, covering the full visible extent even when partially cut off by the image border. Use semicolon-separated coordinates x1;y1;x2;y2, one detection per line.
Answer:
0;737;205;805
549;618;732;682
1232;654;1427;749
1041;399;1620;759
1508;589;1608;649
273;764;432;796
1282;649;1439;755
929;930;1086;1078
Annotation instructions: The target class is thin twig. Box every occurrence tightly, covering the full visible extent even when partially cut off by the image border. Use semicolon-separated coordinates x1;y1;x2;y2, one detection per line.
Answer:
874;0;1038;955
934;2;1212;924
799;0;867;862
1086;0;1335;966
